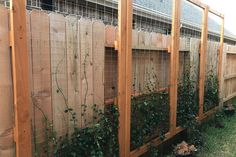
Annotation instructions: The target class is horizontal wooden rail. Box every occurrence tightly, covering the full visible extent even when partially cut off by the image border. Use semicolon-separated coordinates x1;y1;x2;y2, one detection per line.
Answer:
186;0;224;18
224;74;236;80
225;50;236;54
223;93;236;103
105;88;169;105
130;127;184;157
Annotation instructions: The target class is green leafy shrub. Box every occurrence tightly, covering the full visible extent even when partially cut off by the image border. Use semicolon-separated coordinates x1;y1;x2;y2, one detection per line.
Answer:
131;91;169;149
204;71;219;112
177;71;199;128
177;70;203;147
47;104;119;157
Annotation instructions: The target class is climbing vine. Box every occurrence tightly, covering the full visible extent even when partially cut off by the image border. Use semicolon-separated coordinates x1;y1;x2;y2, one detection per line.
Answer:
32;46;120;157
177;68;203;147
54;104;119;157
52;48;120;156
204;69;219;112
131;72;169;150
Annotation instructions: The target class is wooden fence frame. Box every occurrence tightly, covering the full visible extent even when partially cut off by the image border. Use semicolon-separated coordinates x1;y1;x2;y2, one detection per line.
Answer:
119;0;225;156
9;0;224;156
10;0;32;157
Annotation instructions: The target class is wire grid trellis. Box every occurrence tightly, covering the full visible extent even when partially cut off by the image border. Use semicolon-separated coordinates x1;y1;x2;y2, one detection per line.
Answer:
24;0;119;156
176;0;203;126
0;0;227;156
130;0;171;151
204;12;221;112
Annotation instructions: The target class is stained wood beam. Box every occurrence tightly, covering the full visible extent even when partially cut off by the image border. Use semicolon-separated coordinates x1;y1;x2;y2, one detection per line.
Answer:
169;0;181;134
199;6;208;119
10;0;32;156
218;17;225;105
117;0;133;156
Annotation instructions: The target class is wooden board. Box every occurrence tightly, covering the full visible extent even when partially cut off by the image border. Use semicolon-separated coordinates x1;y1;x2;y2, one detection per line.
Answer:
138;31;145;48
132;30;139;48
118;0;133;156
10;0;33;155
50;13;68;136
92;20;105;110
190;38;200;82
79;18;94;126
199;6;208;118
169;0;180;134
66;15;81;130
0;6;14;157
105;25;116;47
30;10;52;144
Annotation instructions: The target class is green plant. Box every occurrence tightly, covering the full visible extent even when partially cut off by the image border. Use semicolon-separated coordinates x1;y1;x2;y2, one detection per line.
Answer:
146;144;159;157
177;69;198;128
54;54;120;156
131;71;169;150
35;48;120;157
131;91;169;149
53;104;119;157
32;95;57;157
177;68;203;147
204;69;219;112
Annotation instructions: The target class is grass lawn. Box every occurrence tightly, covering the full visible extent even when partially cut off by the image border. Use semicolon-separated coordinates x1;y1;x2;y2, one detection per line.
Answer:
198;112;236;157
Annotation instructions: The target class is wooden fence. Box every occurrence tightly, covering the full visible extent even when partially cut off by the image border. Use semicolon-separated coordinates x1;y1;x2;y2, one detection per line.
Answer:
0;0;235;157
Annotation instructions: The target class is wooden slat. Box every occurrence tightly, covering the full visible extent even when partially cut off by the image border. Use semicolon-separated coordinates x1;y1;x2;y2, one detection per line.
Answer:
223;92;236;103
0;6;14;157
199;6;208;119
169;0;181;135
92;20;105;110
30;10;52;144
118;0;133;156
105;25;116;47
132;30;139;48
225;50;236;54
224;73;236;80
79;18;94;126
189;38;200;82
9;0;33;156
218;17;225;105
50;13;68;136
138;31;145;48
66;15;81;129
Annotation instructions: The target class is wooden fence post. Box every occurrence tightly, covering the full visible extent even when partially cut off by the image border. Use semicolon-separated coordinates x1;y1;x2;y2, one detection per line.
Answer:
169;0;181;134
9;0;32;156
118;0;133;156
199;6;208;119
218;16;225;106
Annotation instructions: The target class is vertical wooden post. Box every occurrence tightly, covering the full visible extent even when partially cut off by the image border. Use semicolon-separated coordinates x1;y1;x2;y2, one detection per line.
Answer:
118;0;133;156
199;6;208;119
10;0;32;156
169;0;181;134
218;16;225;106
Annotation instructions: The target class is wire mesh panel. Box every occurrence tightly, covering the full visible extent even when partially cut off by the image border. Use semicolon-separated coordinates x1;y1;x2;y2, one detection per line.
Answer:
204;12;221;112
0;0;229;156
24;1;120;156
130;0;172;153
177;0;202;128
